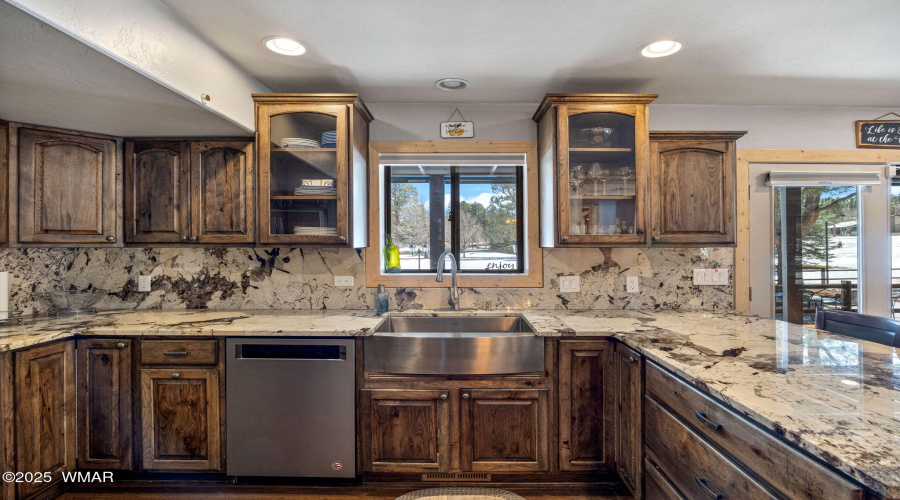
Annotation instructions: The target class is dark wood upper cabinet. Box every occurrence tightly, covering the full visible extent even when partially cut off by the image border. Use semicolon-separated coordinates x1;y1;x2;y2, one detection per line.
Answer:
124;141;191;243
359;389;451;473
140;367;221;471
534;94;657;248
649;131;746;246
558;339;615;472
76;338;133;470
17;127;118;245
459;388;549;472
15;341;76;499
190;140;255;244
614;343;643;498
253;94;372;247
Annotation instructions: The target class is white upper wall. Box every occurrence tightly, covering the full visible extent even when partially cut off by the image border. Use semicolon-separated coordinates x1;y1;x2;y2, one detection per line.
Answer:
369;102;896;150
6;0;270;132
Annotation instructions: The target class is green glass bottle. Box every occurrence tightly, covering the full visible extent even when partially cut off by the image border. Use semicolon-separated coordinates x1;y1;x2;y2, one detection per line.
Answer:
383;234;401;273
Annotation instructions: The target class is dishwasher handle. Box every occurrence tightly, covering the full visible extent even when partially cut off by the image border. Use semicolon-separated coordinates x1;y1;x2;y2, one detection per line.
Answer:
235;343;347;360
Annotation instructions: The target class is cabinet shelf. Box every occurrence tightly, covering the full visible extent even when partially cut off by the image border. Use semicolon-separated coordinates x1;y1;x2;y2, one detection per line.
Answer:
568;147;633;152
571;195;635;201
271;195;338;200
272;147;337;153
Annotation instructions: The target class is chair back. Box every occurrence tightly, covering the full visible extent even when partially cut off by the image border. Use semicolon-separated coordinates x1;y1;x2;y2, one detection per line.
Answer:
814;307;900;347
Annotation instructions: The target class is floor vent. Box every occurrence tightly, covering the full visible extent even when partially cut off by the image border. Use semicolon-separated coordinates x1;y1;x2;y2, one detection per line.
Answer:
422;472;491;482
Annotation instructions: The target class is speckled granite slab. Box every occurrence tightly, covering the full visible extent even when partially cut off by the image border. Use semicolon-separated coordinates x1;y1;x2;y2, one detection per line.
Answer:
0;308;897;496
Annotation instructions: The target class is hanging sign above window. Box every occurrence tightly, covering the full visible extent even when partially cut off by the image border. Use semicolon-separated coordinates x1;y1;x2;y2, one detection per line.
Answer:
856;112;900;149
440;108;474;138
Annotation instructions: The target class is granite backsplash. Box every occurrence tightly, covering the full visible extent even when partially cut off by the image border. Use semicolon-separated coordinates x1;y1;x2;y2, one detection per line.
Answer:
0;246;733;314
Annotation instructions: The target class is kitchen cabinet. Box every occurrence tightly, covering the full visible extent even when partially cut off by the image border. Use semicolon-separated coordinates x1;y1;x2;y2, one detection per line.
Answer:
15;341;76;499
139;367;221;471
614;343;642;497
557;340;614;471
125;140;254;244
0;121;8;246
534;94;657;247
649;131;746;246
124;141;191;243
459;388;549;472
359;388;451;473
76;339;132;470
16;126;119;245
253;94;372;246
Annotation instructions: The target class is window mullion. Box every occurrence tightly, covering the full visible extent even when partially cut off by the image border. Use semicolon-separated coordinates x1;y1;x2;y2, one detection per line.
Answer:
451;166;461;268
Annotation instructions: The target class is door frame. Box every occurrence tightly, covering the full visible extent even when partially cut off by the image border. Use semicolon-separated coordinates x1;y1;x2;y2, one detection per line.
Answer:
735;150;900;313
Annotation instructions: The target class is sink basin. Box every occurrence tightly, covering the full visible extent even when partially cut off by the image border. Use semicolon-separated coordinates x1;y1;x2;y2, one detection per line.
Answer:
365;315;544;375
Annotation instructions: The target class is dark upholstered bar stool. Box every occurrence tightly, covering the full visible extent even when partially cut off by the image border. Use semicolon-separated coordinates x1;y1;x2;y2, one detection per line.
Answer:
814;307;900;347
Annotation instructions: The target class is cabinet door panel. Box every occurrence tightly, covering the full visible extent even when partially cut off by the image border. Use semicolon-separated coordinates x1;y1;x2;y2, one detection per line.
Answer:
77;339;132;470
15;341;76;499
558;340;614;471
140;368;221;471
650;137;737;246
360;389;450;472
18;128;117;244
615;343;643;497
191;140;254;244
125;141;190;243
460;389;548;472
0;121;8;245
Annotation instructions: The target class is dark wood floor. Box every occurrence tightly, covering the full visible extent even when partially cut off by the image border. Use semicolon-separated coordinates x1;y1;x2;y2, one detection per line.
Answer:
60;483;632;500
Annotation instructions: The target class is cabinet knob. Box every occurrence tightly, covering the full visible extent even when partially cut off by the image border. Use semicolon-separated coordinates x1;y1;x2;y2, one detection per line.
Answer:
180;236;188;242
189;236;197;242
560;236;569;242
462;393;470;400
116;342;125;349
652;236;661;242
439;394;448;401
105;236;115;242
338;235;346;243
628;356;637;364
171;373;180;379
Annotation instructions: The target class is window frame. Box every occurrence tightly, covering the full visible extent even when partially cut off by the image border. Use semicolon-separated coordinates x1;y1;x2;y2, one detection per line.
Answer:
366;141;543;288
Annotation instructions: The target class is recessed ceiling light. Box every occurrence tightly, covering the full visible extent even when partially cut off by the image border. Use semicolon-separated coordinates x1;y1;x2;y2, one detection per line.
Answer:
263;36;307;56
641;40;683;58
435;78;471;91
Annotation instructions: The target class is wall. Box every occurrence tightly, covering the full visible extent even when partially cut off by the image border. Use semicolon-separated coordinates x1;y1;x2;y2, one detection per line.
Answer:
0;246;732;314
369;102;897;150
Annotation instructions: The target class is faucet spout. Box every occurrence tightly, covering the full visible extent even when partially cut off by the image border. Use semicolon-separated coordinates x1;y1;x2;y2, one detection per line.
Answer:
435;251;460;310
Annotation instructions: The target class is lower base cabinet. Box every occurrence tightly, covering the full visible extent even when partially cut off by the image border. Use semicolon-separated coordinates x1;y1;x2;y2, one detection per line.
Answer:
614;343;642;497
460;389;548;472
15;341;76;500
76;339;132;470
140;368;221;471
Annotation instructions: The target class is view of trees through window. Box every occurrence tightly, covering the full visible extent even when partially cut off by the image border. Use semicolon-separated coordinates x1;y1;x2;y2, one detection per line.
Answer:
386;164;523;273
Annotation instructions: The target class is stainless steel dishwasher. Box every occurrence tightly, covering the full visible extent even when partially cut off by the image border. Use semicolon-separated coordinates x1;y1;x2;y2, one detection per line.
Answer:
226;338;355;478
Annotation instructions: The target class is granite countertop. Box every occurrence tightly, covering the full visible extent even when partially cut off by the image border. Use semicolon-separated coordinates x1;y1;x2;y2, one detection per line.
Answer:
0;308;897;496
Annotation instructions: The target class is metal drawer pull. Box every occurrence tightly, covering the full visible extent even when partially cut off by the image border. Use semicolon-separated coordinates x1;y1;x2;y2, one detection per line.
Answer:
628;356;637;364
695;411;724;432
164;351;189;357
462;393;470;399
695;477;723;500
439;394;448;401
171;373;180;379
116;342;126;349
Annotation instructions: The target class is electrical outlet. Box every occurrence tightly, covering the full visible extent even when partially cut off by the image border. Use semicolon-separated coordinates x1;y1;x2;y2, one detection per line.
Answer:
693;269;729;285
334;276;354;287
138;275;152;292
559;275;580;293
626;276;639;293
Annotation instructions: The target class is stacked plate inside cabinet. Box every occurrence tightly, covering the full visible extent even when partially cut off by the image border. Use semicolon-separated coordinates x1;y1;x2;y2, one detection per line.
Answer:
281;137;321;149
293;226;338;236
293;178;337;196
321;131;337;148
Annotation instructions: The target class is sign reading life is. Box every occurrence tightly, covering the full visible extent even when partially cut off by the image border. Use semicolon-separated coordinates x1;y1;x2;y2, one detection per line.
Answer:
857;115;900;149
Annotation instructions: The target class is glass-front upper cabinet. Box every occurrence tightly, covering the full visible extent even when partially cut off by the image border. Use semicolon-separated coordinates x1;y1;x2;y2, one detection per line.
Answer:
253;94;372;246
534;94;657;247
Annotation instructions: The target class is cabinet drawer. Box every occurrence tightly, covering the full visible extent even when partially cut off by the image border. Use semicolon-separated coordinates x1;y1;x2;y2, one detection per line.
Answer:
646;362;865;500
645;395;775;500
644;455;685;500
141;340;218;365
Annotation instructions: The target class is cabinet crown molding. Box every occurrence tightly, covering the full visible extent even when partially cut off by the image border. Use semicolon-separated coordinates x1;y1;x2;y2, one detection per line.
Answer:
251;93;373;123
533;93;659;121
649;130;748;141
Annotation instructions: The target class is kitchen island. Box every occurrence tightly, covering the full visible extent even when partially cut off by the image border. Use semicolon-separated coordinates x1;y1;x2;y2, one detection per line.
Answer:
0;308;895;498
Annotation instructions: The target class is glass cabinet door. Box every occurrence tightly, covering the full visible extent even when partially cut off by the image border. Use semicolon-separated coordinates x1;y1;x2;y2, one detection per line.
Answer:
264;108;347;243
560;108;644;244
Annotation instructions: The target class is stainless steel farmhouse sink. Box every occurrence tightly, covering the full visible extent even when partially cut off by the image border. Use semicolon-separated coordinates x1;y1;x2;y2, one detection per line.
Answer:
364;315;544;375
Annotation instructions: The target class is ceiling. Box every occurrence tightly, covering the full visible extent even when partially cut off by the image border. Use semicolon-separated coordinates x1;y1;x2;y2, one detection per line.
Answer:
163;0;900;106
0;1;250;137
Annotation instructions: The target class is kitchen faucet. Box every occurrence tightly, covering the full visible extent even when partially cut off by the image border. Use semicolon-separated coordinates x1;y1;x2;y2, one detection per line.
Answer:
435;251;460;310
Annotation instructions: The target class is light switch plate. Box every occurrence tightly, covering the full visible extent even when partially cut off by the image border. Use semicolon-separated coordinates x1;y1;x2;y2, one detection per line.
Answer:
559;275;580;293
626;276;639;293
334;276;354;287
693;269;729;285
138;275;152;292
